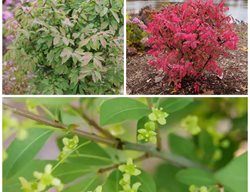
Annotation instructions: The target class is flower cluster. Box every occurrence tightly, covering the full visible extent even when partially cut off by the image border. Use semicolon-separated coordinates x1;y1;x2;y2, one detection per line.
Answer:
147;0;238;91
138;121;157;143
118;159;142;192
148;107;169;125
138;107;168;143
58;135;79;161
19;164;63;192
181;115;201;135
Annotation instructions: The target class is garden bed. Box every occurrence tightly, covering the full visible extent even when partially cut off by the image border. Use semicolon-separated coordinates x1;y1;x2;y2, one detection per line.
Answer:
126;23;248;95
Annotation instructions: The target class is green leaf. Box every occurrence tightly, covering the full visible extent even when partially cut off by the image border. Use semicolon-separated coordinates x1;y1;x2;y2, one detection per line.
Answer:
168;133;197;160
159;98;193;113
100;7;108;17
93;57;103;68
155;163;188;192
111;10;120;23
135;170;157;192
63;174;99;192
102;170;122;192
60;47;73;64
53;35;61;46
100;98;150;126
215;153;247;192
199;130;216;164
62;37;70;46
99;36;107;48
82;52;93;66
53;162;93;183
79;38;90;47
176;168;217;186
3;128;53;179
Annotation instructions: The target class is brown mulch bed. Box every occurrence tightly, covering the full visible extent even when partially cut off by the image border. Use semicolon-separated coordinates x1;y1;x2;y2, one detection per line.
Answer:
126;23;248;95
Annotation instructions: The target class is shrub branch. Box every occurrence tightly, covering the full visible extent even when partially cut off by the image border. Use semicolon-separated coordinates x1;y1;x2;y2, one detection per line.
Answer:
71;106;116;140
3;103;201;168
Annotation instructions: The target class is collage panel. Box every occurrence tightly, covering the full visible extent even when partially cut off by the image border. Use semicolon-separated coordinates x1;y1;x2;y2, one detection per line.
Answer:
1;0;249;191
3;0;124;95
126;0;248;95
2;97;248;192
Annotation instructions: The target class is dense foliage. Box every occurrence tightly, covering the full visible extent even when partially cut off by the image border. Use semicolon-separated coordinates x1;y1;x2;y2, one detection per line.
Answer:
147;0;238;91
4;0;124;94
3;98;247;192
127;16;147;51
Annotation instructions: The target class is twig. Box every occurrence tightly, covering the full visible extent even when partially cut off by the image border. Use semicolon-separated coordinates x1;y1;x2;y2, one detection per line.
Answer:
3;103;117;146
199;55;212;74
72;106;116;140
156;129;162;151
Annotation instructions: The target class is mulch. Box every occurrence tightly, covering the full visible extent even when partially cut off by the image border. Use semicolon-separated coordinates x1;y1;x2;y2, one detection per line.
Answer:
126;23;248;95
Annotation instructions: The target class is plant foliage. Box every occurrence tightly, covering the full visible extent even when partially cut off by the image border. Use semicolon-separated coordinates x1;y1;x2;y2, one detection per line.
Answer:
147;0;238;91
4;0;124;94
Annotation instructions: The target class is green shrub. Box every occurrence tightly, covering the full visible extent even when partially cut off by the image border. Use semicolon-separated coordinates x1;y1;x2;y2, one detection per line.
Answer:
4;0;124;94
126;17;147;50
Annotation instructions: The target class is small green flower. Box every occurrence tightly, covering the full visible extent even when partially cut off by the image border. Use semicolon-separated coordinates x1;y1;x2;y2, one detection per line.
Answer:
131;182;141;191
148;108;169;125
62;135;79;150
137;121;157;143
19;164;63;192
200;186;208;192
59;135;79;160
119;158;141;176
137;129;157;143
119;158;142;192
19;177;32;192
144;121;156;131
181;115;201;135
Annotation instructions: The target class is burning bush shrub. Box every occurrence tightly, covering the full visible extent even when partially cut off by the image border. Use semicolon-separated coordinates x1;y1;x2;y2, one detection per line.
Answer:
147;0;238;92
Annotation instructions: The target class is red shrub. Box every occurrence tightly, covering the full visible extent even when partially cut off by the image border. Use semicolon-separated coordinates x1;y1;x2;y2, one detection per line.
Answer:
147;0;238;91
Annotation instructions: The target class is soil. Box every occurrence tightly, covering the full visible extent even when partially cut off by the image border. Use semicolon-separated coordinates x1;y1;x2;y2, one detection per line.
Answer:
126;23;248;95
